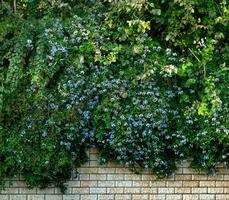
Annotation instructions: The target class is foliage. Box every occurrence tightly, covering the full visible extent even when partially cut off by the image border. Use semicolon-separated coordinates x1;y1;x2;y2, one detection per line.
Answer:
0;0;229;192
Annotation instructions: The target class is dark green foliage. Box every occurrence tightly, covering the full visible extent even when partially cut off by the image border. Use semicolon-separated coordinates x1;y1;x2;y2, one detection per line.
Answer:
0;0;229;193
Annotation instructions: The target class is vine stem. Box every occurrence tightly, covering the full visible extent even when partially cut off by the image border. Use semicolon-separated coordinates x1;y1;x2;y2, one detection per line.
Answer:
188;48;201;63
13;0;16;14
188;48;206;79
203;64;206;79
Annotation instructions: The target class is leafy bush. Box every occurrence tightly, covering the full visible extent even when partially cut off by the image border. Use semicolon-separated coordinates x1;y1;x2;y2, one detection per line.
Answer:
0;0;228;192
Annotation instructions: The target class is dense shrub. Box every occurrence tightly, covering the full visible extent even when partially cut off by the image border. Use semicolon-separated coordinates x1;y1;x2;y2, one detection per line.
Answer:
0;0;228;192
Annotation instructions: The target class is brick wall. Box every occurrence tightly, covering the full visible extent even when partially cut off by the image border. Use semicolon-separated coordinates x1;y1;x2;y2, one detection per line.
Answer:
1;148;229;200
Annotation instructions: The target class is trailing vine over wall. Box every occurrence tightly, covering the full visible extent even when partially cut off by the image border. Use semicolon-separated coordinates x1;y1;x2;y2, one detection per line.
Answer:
0;0;229;193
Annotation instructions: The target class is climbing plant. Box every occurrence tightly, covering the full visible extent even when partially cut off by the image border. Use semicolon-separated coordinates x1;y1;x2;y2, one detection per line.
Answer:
0;0;228;192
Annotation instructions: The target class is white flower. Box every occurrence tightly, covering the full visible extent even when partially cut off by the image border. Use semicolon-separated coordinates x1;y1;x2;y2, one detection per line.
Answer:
162;65;178;74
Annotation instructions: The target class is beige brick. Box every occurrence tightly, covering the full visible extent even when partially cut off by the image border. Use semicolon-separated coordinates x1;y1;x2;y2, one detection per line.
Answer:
90;153;98;161
98;194;114;200
141;188;157;194
81;181;97;187
183;194;199;200
216;181;229;187
192;175;207;180
150;181;166;187
181;161;191;167
142;175;156;181
199;181;215;187
90;188;106;194
80;195;97;200
78;168;98;174
90;174;106;181
66;180;81;187
0;195;8;200
132;194;148;200
163;175;175;181
191;188;207;193
175;175;192;180
133;181;149;187
90;148;98;154
36;188;55;194
106;188;123;194
208;188;224;193
115;168;132;174
63;195;80;200
124;174;141;181
115;194;132;200
98;168;116;174
183;168;200;174
207;175;223;180
224;188;229;193
149;194;165;200
223;175;229;180
44;195;62;200
218;168;229;174
183;181;199;187
72;188;89;194
175;188;191;193
124;188;140;194
27;195;45;200
175;168;183;174
166;194;182;200
158;188;174;194
98;181;115;187
199;194;215;200
216;194;229;200
107;175;124;181
115;181;132;187
19;188;36;194
79;174;90;181
1;188;19;194
142;170;151;175
89;161;98;167
166;181;182;187
9;181;26;188
55;187;71;195
9;195;26;200
101;162;119;168
218;163;225;168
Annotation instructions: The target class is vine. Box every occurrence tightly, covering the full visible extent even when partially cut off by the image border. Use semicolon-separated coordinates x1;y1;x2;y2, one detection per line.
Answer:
0;0;228;193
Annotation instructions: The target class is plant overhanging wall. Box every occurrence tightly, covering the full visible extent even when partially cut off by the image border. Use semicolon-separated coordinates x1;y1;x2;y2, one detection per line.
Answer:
0;0;228;193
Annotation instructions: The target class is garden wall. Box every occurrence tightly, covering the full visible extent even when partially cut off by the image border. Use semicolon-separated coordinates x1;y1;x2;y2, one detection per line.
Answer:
1;148;229;200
